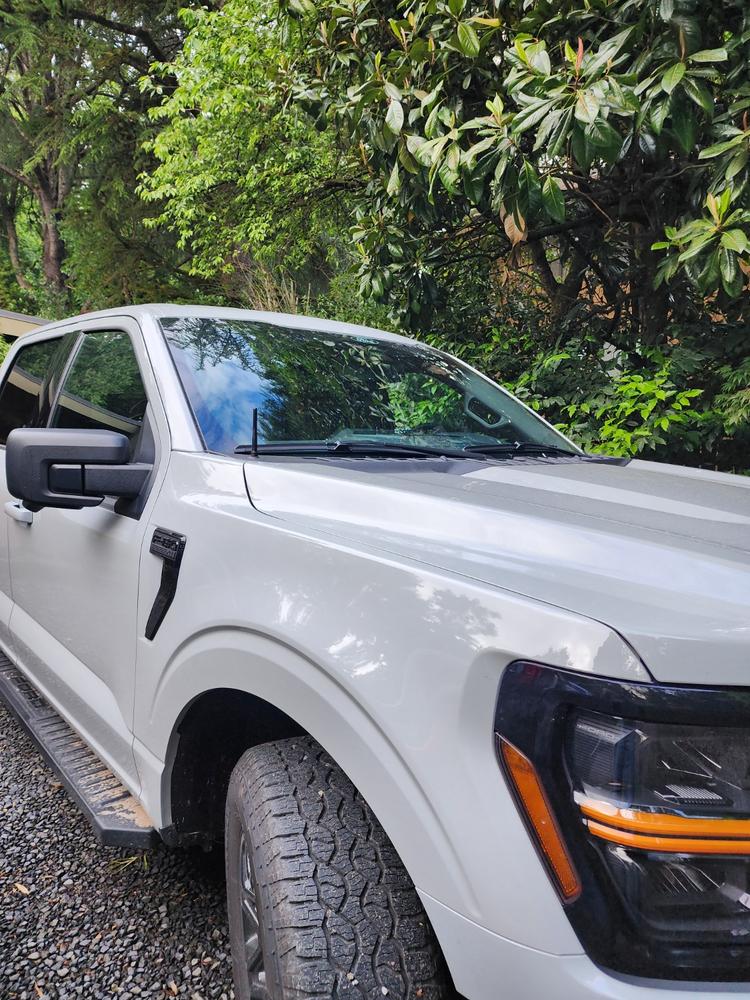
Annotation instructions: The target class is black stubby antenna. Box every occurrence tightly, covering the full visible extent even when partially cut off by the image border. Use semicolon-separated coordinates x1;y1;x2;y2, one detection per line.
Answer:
251;406;258;457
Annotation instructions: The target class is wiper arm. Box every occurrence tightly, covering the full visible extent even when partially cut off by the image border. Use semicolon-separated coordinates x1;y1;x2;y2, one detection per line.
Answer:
235;440;472;459
463;442;580;458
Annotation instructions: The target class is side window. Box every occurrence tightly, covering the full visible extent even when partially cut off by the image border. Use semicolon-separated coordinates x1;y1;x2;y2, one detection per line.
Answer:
51;331;148;448
0;338;62;445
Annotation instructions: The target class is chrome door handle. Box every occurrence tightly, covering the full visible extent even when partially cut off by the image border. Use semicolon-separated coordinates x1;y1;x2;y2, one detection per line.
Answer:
4;501;33;525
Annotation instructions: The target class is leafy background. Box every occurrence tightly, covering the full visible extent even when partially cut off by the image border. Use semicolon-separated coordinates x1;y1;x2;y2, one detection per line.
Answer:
0;0;748;468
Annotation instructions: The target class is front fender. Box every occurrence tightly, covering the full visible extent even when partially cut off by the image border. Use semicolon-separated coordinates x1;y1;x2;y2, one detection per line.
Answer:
133;452;649;956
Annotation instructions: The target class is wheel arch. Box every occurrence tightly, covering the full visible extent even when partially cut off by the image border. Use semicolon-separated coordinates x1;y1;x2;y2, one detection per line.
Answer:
147;627;475;910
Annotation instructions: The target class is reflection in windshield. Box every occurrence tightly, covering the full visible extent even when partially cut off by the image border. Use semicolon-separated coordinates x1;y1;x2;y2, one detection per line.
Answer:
161;316;575;457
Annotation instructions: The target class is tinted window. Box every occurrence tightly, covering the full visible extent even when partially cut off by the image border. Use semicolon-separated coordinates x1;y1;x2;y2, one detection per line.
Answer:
0;338;62;445
51;331;147;447
161;316;572;455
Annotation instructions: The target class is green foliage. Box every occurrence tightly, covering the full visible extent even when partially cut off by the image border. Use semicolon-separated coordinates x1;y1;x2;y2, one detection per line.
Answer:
653;189;750;297
279;0;749;330
427;293;750;467
0;2;208;313
387;375;464;432
140;1;356;293
0;1;748;472
557;364;703;458
716;358;750;432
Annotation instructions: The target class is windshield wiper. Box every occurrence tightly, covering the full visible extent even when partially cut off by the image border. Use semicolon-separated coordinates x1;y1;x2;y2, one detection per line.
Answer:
463;442;580;458
234;440;472;459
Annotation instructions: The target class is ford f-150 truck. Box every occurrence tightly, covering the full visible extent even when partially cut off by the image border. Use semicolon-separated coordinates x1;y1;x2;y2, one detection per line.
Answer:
0;304;748;1000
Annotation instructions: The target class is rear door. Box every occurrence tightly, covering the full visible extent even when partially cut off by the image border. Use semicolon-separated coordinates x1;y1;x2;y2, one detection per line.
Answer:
0;332;76;650
6;318;170;790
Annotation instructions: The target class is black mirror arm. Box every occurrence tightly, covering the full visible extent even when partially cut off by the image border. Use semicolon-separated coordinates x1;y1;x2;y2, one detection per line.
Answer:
48;463;152;502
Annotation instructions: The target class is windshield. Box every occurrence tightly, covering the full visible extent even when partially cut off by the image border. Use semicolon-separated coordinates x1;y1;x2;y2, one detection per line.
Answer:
161;316;577;456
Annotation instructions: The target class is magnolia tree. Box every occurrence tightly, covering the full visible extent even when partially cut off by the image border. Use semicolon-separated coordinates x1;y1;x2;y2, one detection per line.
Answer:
278;0;749;336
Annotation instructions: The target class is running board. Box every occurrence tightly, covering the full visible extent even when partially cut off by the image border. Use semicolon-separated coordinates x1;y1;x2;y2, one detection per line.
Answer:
0;654;157;848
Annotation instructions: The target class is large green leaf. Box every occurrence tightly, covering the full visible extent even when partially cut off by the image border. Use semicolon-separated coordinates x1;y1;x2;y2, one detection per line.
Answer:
385;100;404;135
682;77;714;117
698;136;744;159
721;229;749;254
689;48;728;63
386;161;401;196
659;0;674;19
514;98;558;134
662;63;685;94
586;118;623;158
542;176;566;222
719;246;742;295
726;146;749;181
575;89;600;125
457;22;480;58
669;97;697;153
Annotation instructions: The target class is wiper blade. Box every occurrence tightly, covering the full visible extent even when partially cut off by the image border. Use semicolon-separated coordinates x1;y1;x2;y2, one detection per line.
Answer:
463;442;579;458
235;440;472;459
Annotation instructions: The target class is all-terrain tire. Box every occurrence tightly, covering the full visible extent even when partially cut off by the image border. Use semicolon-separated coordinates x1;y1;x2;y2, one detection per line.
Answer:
225;736;454;1000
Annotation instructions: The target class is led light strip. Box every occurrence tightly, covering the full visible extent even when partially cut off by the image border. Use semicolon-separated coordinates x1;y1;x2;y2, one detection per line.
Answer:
579;797;750;854
586;820;750;855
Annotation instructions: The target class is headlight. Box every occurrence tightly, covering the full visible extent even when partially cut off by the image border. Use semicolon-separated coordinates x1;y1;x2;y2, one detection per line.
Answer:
571;712;750;944
495;662;750;982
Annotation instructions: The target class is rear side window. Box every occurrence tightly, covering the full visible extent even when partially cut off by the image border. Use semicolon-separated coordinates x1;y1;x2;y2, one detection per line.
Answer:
0;338;61;445
50;330;148;447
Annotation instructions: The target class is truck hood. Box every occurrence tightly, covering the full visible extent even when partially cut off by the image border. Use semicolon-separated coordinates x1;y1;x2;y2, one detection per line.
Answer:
244;456;750;686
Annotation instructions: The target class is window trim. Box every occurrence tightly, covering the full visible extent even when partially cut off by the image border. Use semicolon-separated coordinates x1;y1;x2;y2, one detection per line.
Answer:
41;330;84;428
47;328;149;445
0;332;67;448
44;325;157;520
157;320;209;453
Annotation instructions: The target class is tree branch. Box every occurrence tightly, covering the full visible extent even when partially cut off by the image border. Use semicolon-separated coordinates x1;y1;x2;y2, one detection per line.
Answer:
0;161;34;192
65;8;168;63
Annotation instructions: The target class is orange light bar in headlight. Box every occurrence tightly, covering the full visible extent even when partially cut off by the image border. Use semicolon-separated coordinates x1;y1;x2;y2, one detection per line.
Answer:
586;820;750;855
578;796;750;854
579;797;750;839
500;738;580;900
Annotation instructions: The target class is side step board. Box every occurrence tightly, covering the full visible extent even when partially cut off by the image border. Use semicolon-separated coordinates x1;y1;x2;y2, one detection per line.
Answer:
0;654;157;848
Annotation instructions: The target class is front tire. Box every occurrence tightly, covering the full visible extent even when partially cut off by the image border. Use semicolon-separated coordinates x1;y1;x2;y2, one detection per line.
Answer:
225;736;453;1000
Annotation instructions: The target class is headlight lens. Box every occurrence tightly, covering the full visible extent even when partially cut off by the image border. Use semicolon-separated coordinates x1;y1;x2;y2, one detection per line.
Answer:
570;712;750;815
569;712;750;946
494;662;750;981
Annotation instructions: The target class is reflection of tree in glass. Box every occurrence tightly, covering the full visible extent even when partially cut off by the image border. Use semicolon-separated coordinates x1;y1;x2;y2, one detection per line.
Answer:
62;332;145;419
388;374;465;433
163;317;470;443
17;342;59;381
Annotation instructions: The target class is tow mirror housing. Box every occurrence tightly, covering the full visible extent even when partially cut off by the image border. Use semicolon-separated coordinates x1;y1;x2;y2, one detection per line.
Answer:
6;427;152;511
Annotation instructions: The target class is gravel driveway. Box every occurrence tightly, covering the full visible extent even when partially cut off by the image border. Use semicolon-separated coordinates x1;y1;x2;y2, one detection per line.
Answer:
0;702;235;999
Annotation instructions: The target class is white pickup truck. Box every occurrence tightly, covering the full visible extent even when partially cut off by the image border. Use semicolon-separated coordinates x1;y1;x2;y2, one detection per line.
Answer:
0;304;748;1000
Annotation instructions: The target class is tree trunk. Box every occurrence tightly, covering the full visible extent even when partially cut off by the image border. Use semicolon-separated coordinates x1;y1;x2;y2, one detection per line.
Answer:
0;201;33;292
530;238;584;322
38;186;67;297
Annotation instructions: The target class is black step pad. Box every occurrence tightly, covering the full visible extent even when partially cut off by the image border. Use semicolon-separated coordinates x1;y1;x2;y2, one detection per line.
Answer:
0;653;157;848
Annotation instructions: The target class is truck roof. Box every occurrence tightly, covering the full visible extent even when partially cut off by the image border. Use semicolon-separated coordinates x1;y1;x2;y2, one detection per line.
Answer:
27;303;418;349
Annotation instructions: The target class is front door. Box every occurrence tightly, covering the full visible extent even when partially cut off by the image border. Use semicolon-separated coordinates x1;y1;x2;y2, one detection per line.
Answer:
6;319;167;789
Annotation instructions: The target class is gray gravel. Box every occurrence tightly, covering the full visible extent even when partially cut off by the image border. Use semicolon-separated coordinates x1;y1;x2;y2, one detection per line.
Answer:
0;701;235;999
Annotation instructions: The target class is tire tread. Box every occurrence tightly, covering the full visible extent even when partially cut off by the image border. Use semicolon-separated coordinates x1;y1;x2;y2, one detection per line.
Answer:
230;737;451;1000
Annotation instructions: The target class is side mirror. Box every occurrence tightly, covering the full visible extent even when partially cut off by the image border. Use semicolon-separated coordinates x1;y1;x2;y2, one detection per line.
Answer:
6;427;152;511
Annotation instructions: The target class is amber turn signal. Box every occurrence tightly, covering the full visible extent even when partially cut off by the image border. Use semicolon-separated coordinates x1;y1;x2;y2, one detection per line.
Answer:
500;738;580;900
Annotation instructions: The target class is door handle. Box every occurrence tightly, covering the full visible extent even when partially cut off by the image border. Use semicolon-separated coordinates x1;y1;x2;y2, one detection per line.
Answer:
4;501;33;525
